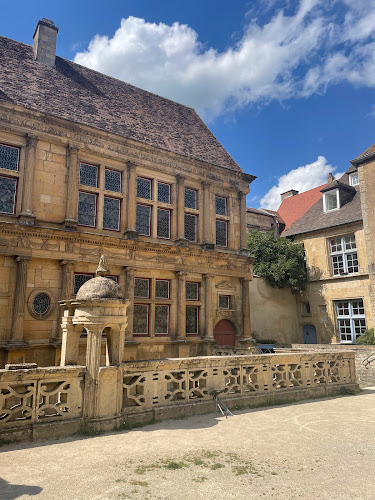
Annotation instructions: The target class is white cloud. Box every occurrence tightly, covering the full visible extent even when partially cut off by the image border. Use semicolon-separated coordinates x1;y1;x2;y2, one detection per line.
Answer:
73;2;375;119
259;156;344;210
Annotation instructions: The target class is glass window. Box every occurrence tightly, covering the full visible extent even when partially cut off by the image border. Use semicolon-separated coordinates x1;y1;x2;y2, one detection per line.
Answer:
32;293;51;316
137;177;152;200
133;304;149;335
79;163;98;188
0;144;19;171
184;188;197;209
157;208;171;239
134;278;150;298
349;172;359;186
103;197;120;231
136;204;151;236
155;279;170;299
301;302;311;315
155;305;169;334
324;191;338;212
186;306;199;334
329;235;358;275
78;191;97;227
184;213;197;242
186;282;199;301
74;273;94;294
157;182;171;204
215;196;227;216
0;175;17;214
104;168;122;193
219;295;230;309
336;299;366;343
216;220;228;247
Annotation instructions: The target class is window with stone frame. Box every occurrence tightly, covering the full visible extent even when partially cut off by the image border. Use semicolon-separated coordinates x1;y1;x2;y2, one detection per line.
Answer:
215;196;227;216
134;278;150;298
219;295;231;310
155;305;169;335
79;163;99;188
157;208;171;239
104;168;122;193
329;234;358;276
184;188;197;209
136;204;152;236
186;282;199;301
0;143;20;216
157;182;171;204
133;304;149;335
186;306;199;335
216;219;228;247
137;177;152;200
155;279;170;299
184;213;197;242
336;299;366;344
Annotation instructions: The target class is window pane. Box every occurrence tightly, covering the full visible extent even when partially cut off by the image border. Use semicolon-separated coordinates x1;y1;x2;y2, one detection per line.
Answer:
216;220;227;247
330;238;342;253
352;300;365;316
346;252;358;274
158;182;170;203
137;177;152;199
134;278;150;298
326;193;337;211
186;306;198;334
337;301;350;317
0;176;17;214
184;213;197;242
0;144;19;171
215;196;227;216
133;305;149;335
103;197;120;230
104;169;121;192
155;305;169;334
74;274;94;294
136;204;151;236
184;188;196;209
354;319;366;337
157;209;170;239
344;235;356;251
338;319;352;342
219;295;230;309
186;282;199;301
78;192;97;227
79;163;98;187
331;255;344;275
155;280;169;299
32;293;51;316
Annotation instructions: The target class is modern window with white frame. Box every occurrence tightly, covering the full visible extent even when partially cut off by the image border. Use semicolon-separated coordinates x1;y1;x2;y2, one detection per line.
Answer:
329;234;358;276
336;299;366;343
323;189;339;212
349;172;359;186
0;143;20;215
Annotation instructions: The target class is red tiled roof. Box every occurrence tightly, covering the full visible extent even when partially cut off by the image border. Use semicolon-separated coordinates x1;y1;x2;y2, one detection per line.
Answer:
277;184;326;231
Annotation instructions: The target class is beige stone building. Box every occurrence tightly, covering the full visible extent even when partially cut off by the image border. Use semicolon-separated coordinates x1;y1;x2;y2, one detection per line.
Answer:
284;167;372;344
0;19;256;368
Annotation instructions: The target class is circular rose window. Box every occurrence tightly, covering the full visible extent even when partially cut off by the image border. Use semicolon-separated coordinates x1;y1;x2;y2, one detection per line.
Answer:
32;293;51;316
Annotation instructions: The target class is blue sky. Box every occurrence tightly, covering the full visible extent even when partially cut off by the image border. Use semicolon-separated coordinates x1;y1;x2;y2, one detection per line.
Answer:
1;0;375;209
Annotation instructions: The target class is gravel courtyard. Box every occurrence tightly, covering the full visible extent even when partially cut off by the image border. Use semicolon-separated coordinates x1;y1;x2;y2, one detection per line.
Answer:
1;388;375;500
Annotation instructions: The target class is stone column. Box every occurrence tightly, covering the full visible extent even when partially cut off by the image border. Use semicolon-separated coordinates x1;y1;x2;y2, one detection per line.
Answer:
60;306;80;365
19;135;38;226
57;260;75;339
124;266;135;339
125;161;138;239
176;271;187;338
176;175;187;244
239;191;248;251
202;182;214;250
203;274;214;338
9;256;31;346
241;278;251;339
64;144;79;231
84;326;103;418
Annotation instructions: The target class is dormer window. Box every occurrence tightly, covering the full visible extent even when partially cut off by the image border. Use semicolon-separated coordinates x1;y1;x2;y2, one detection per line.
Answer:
349;172;359;186
323;190;339;212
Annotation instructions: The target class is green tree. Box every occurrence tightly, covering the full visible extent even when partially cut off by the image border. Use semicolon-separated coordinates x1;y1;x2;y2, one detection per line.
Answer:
247;231;307;293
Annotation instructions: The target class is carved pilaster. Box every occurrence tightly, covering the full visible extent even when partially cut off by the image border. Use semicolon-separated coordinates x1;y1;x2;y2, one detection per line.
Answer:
57;260;75;339
203;273;214;339
19;134;38;226
176;175;186;244
176;270;187;338
64;144;79;231
241;277;251;339
125;162;138;239
239;191;248;251
201;182;213;250
9;256;31;346
124;266;135;339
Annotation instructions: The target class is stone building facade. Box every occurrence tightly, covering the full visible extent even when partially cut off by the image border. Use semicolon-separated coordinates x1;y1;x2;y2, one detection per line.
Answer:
0;19;255;368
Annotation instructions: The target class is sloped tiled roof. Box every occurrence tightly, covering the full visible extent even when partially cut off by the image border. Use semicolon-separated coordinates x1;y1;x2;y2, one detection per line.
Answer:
284;170;362;237
352;143;375;163
277;184;326;231
0;36;241;172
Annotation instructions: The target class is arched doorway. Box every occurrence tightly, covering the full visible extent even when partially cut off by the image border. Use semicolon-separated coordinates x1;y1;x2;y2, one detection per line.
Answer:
214;319;236;346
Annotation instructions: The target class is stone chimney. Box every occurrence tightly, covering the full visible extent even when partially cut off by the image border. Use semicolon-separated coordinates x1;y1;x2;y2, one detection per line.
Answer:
327;172;335;184
280;189;299;202
33;18;59;67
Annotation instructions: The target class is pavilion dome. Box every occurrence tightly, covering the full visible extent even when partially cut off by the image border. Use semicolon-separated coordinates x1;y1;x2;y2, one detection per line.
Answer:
76;276;124;300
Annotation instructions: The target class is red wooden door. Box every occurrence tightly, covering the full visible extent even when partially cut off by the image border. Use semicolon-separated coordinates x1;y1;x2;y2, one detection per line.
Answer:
214;319;236;346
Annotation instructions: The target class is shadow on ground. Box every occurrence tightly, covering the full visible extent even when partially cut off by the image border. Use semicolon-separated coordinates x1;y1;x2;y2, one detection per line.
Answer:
0;477;42;499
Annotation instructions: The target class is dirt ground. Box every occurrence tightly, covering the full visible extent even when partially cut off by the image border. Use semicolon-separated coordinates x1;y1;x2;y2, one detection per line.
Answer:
1;388;375;500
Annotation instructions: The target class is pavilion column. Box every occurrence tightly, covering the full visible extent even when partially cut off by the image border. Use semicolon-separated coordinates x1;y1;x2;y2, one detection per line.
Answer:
19;134;38;226
60;305;80;366
239;191;248;251
125;161;138;239
9;256;31;346
202;182;214;250
176;175;186;244
64;144;79;231
203;273;214;339
84;326;102;418
176;271;187;339
124;266;135;339
241;278;252;339
57;260;75;339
